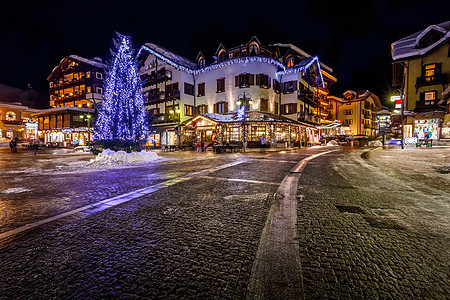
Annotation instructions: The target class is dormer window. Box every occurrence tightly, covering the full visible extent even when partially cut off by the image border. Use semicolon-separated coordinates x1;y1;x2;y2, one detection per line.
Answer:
249;43;259;56
198;58;205;68
286;56;294;68
218;50;227;63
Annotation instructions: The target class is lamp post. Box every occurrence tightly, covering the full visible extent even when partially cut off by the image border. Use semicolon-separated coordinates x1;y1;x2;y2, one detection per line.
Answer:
237;92;252;152
390;89;404;149
79;113;92;147
169;108;181;147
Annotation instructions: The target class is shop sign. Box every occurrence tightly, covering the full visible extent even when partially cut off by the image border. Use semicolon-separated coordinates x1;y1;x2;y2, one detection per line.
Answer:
404;137;417;145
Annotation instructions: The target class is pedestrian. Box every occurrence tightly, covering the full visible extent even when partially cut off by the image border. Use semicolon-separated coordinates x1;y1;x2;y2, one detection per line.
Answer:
12;138;18;152
201;140;205;152
196;141;201;152
32;139;39;156
9;139;14;152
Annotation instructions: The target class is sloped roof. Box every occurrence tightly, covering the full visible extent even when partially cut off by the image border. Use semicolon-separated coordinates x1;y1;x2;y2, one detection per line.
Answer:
47;55;109;81
142;43;197;70
391;21;450;61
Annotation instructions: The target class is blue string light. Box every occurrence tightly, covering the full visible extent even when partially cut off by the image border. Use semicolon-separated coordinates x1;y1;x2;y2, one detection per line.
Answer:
94;32;149;142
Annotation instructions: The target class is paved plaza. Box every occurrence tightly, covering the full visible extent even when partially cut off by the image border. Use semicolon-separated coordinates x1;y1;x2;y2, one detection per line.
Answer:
0;145;448;299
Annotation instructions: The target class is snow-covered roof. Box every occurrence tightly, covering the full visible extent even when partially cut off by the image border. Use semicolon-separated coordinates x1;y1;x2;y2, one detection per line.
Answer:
142;43;197;70
270;43;333;72
196;111;303;125
33;106;95;116
67;55;109;69
47;55;109;81
391;21;450;61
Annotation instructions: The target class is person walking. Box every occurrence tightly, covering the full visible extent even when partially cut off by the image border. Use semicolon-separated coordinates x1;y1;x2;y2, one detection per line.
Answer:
13;138;18;152
9;139;14;152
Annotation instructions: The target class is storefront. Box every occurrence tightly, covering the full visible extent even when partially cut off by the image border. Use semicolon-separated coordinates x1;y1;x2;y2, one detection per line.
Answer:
413;118;440;140
182;111;316;148
34;107;95;147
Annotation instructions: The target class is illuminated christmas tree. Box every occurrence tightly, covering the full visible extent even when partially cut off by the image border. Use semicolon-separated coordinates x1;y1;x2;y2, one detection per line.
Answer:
94;32;148;148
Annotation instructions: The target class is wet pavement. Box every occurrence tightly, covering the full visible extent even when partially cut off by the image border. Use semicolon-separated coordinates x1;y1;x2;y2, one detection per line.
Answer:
0;145;448;299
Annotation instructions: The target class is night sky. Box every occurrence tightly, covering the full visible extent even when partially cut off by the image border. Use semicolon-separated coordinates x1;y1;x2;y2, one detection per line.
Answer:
0;0;448;107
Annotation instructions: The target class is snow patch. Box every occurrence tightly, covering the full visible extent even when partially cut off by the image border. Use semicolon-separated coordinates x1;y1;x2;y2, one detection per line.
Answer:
325;140;339;146
87;149;163;166
1;187;32;194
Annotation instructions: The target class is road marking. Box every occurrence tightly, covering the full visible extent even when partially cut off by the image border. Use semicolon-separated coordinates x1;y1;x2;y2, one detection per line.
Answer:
0;159;247;241
247;150;336;300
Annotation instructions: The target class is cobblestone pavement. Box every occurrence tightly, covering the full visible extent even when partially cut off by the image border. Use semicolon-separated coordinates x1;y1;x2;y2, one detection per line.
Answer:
0;146;448;299
297;148;449;299
0;146;321;299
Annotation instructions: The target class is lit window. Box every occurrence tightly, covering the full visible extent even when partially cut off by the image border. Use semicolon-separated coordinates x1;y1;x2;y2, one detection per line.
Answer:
424;91;435;101
49;82;53;88
286;56;294;67
5;111;16;121
86;71;91;78
425;64;435;77
87;87;91;93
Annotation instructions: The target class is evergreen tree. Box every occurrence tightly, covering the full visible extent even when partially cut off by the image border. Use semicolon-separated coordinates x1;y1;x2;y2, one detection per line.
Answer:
94;32;148;149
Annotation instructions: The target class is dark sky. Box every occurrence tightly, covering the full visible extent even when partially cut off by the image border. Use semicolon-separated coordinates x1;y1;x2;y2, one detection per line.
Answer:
0;0;448;106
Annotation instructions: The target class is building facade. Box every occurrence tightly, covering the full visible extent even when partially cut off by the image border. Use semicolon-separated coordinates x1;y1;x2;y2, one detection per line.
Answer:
35;55;108;146
391;21;450;141
0;84;42;143
138;37;335;147
328;90;382;137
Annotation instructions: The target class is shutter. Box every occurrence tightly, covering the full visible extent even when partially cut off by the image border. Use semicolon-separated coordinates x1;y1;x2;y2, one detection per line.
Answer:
293;81;297;91
292;104;297;114
224;102;228;113
280;82;284;93
268;77;271;88
249;74;255;85
214;103;218;113
419;92;425;101
205;105;208;114
256;74;261;86
216;79;220;91
235;76;239;87
436;63;442;75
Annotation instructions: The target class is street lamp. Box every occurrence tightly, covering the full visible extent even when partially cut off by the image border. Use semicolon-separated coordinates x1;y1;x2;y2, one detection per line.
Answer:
169;108;181;147
79;113;92;147
390;89;404;149
237;92;252;152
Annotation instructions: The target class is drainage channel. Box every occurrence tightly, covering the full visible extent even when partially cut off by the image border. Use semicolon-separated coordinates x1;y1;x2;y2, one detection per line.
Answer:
247;150;336;300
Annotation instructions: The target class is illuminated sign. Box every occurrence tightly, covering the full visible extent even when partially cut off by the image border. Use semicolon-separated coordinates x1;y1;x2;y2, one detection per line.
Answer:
390;95;405;109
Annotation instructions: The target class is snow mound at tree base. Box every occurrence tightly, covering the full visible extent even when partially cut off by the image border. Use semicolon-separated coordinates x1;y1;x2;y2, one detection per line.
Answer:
88;149;162;166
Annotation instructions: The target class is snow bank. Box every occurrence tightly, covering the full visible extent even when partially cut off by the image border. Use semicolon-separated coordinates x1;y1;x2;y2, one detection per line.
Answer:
325;140;339;146
87;149;162;166
1;187;32;194
368;141;383;147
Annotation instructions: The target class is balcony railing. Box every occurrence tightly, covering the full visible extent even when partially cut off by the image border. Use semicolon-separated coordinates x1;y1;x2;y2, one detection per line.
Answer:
142;69;172;87
415;73;447;88
414;100;444;112
297;113;320;124
145;90;180;105
1;120;23;125
298;89;320;108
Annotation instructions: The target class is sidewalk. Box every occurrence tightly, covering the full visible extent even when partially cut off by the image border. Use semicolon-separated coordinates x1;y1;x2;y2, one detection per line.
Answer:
365;146;450;193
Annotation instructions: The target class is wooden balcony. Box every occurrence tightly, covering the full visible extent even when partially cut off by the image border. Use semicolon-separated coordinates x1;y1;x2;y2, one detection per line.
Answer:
145;90;180;105
415;73;447;88
297;113;320;125
142;69;172;88
298;89;320;108
1;120;23;125
414;100;444;112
